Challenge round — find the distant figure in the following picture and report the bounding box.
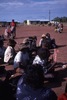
[54,23,63,33]
[60,23,63,31]
[16,64,57,100]
[4,20,16,39]
[10,19,16,38]
[4,25,11,39]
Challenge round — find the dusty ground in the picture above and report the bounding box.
[0,24,67,96]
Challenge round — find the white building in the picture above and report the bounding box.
[25,19,49,25]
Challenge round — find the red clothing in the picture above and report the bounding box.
[10,22,15,26]
[58,93,67,100]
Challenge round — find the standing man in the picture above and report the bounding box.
[10,19,16,39]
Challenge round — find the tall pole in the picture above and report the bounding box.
[49,10,50,22]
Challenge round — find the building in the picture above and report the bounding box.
[24,19,49,25]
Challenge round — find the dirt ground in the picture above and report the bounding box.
[0,24,67,96]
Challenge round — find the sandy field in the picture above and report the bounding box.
[0,24,67,96]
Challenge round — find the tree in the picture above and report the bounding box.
[53,16,67,22]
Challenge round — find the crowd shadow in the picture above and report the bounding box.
[57,44,67,48]
[15,35,40,40]
[15,36,27,39]
[44,62,67,89]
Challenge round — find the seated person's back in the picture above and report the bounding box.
[14,44,30,69]
[16,64,57,100]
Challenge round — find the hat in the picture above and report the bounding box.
[41,34,46,38]
[22,38,29,44]
[19,43,29,51]
[46,33,50,37]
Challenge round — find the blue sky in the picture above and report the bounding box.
[0,0,67,22]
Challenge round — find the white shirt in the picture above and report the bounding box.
[33,55,44,66]
[4,46,14,63]
[39,38,43,46]
[4,29,8,36]
[14,51,29,68]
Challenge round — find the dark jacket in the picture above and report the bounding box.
[16,76,57,100]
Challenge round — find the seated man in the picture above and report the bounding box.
[13,43,30,71]
[16,64,57,100]
[39,34,46,47]
[33,41,50,67]
[0,39,6,63]
[0,66,15,100]
[4,39,16,65]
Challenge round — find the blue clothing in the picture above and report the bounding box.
[16,77,57,100]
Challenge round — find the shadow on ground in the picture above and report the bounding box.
[44,62,67,89]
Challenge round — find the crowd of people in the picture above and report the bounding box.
[0,21,66,100]
[54,22,63,33]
